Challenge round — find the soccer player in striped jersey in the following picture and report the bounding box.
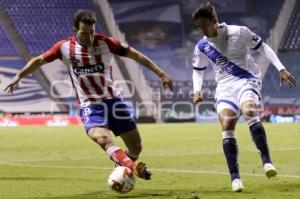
[191,2,296,192]
[4,10,173,180]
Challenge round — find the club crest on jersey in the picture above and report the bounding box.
[252,34,260,42]
[73,64,105,76]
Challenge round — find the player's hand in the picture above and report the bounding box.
[159,73,173,91]
[193,91,203,104]
[3,75,21,94]
[279,69,296,87]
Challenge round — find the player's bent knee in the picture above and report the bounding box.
[95,135,112,145]
[243,109,257,119]
[241,101,258,118]
[87,128,113,146]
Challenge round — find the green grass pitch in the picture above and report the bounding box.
[0,123,299,199]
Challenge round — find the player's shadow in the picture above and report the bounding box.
[0,176,175,198]
[116,190,175,198]
[28,190,176,199]
[0,176,98,183]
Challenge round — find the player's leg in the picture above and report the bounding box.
[216,101,244,192]
[119,128,151,180]
[109,98,151,180]
[109,98,141,162]
[87,127,135,170]
[120,128,142,162]
[241,97,277,179]
[80,104,136,172]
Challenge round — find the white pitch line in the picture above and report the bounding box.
[0,147,295,161]
[151,168,300,179]
[0,147,299,163]
[145,146,300,157]
[0,161,110,170]
[1,162,300,179]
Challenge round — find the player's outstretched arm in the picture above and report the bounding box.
[258,43,296,87]
[3,55,47,94]
[126,47,173,91]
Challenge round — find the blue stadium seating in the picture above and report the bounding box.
[1,0,100,55]
[0,24,18,55]
[263,0,300,106]
[109,1,188,83]
[279,0,300,50]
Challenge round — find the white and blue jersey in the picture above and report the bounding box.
[193,23,264,113]
[193,22,263,84]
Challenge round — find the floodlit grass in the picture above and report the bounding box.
[0,123,299,198]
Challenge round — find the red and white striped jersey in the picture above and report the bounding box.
[42,33,130,107]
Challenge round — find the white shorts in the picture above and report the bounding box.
[215,79,261,114]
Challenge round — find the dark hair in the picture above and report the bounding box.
[73,9,96,29]
[192,2,217,21]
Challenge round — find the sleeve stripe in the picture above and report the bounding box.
[252,39,263,50]
[193,66,207,71]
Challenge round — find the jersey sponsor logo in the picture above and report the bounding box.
[73,64,105,76]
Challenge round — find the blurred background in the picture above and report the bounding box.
[0,0,299,126]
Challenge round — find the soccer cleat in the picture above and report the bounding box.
[132,162,152,180]
[231,178,244,192]
[264,163,277,179]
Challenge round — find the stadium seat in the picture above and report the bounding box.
[0,24,18,55]
[1,0,101,55]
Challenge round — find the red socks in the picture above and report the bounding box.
[106,146,135,170]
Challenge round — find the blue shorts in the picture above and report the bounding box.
[80,98,137,136]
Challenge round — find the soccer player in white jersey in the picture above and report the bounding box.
[191,2,296,192]
[4,10,173,180]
